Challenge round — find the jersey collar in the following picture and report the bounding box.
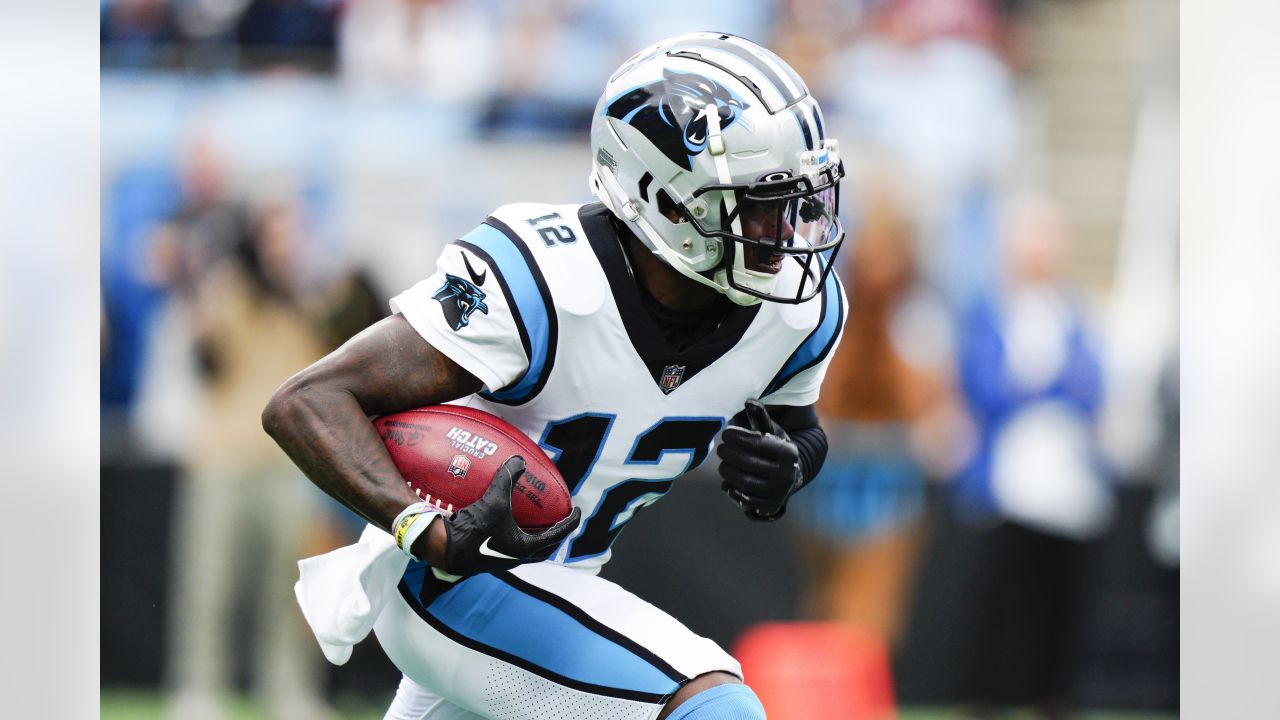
[579,203,761,394]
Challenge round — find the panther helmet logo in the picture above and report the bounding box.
[605,68,749,171]
[432,273,489,331]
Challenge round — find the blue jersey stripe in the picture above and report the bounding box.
[417,573,680,696]
[765,264,844,396]
[495,570,686,683]
[456,221,556,404]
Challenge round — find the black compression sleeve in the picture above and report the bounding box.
[789,424,828,490]
[760,403,819,431]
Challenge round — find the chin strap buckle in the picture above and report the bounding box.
[705,105,727,157]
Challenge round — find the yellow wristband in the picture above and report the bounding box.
[391,501,439,559]
[393,513,420,549]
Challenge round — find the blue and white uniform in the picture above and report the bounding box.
[372,201,844,719]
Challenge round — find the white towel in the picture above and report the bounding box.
[294,524,409,665]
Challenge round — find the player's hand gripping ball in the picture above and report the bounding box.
[716,399,804,521]
[374,405,580,575]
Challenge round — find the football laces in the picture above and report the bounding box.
[409,482,457,516]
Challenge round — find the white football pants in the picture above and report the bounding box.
[374,560,740,720]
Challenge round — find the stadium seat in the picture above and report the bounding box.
[732,622,896,720]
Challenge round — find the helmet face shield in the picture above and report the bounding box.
[682,162,844,303]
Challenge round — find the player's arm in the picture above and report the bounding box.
[262,313,578,573]
[716,400,829,521]
[262,314,479,562]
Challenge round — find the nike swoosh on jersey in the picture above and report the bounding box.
[478,537,517,560]
[461,251,487,286]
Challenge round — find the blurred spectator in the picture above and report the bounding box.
[236,0,338,73]
[818,0,1018,309]
[948,191,1109,719]
[156,133,253,296]
[790,192,960,649]
[170,0,252,71]
[173,0,251,42]
[769,0,867,85]
[101,0,339,72]
[339,0,500,104]
[1146,353,1179,568]
[129,131,253,461]
[101,0,179,68]
[101,167,180,429]
[476,0,776,137]
[476,0,606,136]
[952,192,1108,531]
[163,194,339,720]
[309,265,390,351]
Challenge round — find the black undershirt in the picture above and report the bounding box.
[635,282,731,352]
[615,219,732,353]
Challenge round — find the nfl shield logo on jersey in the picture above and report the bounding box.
[448,454,471,478]
[659,364,686,394]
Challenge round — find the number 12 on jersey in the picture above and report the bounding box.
[538,414,725,562]
[525,211,578,247]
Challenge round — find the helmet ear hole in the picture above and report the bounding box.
[655,190,687,224]
[637,172,653,201]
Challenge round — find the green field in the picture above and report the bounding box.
[101,692,384,720]
[101,691,1176,720]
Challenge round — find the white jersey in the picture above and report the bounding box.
[391,202,846,571]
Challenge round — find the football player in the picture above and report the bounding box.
[265,33,846,720]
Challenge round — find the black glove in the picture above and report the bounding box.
[716,400,803,521]
[442,455,581,576]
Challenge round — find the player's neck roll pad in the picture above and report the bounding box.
[665,684,766,720]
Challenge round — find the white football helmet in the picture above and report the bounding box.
[589,32,845,305]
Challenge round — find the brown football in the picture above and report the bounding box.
[373,404,572,530]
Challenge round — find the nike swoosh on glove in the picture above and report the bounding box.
[716,400,803,521]
[443,455,581,576]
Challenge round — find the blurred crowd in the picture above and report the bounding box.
[101,1,1178,718]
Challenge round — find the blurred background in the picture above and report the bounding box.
[99,1,1178,718]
